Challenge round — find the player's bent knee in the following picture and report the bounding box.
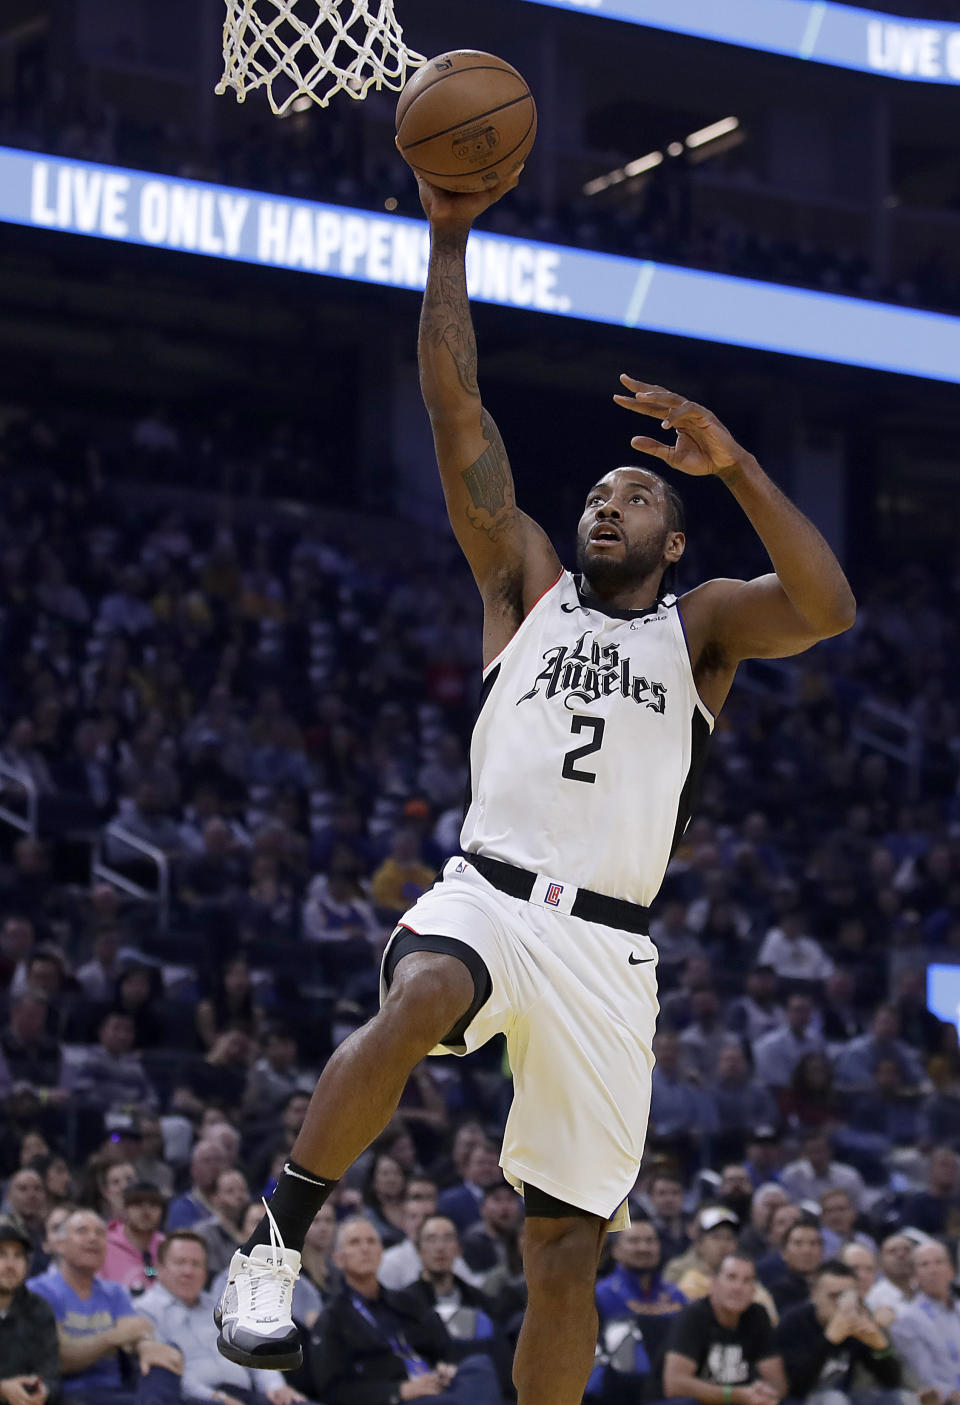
[523,1214,605,1294]
[382,950,475,1045]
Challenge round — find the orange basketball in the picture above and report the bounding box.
[396,50,537,194]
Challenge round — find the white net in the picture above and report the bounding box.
[216,0,427,117]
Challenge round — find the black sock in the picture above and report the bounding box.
[241,1161,339,1256]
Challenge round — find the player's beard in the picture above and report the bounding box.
[576,530,669,595]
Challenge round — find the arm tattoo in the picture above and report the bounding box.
[462,412,515,542]
[420,230,480,400]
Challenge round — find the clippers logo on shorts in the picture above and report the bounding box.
[516,629,667,714]
[544,883,564,907]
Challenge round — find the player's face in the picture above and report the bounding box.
[575,469,681,594]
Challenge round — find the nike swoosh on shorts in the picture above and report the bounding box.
[628,953,654,965]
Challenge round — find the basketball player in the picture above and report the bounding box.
[216,173,856,1405]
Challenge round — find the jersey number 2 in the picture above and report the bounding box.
[561,715,606,784]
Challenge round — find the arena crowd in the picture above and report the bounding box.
[0,406,958,1405]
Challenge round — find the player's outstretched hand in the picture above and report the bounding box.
[416,167,523,233]
[613,374,747,478]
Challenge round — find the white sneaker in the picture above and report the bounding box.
[215,1205,303,1371]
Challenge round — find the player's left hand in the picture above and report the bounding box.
[613,375,747,477]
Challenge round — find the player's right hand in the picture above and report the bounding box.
[416,168,523,232]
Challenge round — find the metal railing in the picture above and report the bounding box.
[92,823,171,932]
[851,696,923,798]
[0,759,38,837]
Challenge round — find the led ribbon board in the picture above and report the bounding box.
[2,146,959,384]
[519,0,960,84]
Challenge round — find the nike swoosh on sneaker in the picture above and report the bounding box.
[628,953,654,964]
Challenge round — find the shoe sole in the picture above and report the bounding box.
[217,1333,303,1372]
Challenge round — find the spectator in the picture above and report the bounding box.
[1,1168,47,1257]
[0,916,35,993]
[102,1182,166,1297]
[781,1132,866,1209]
[864,1234,915,1321]
[61,1010,158,1115]
[461,1180,523,1281]
[726,966,784,1044]
[369,827,437,919]
[0,992,65,1101]
[173,1029,253,1119]
[820,967,866,1044]
[759,1219,823,1313]
[744,1130,786,1191]
[648,901,703,973]
[678,991,729,1081]
[139,1229,311,1404]
[643,1172,689,1263]
[649,1031,717,1145]
[166,1142,228,1231]
[738,1185,790,1262]
[756,909,833,985]
[305,1217,501,1405]
[298,1203,343,1307]
[0,1217,60,1405]
[380,1179,447,1291]
[404,1215,507,1381]
[833,1007,926,1091]
[195,955,260,1051]
[753,994,825,1090]
[890,1241,960,1399]
[76,927,123,1003]
[776,1259,900,1402]
[818,1189,877,1258]
[32,1152,73,1210]
[777,1053,840,1134]
[107,781,182,861]
[664,1206,739,1293]
[27,1208,180,1403]
[195,1169,250,1281]
[707,1047,779,1147]
[362,1153,408,1249]
[841,1057,923,1162]
[662,1253,786,1402]
[893,969,950,1058]
[437,1143,503,1235]
[131,1115,175,1198]
[98,1160,138,1224]
[595,1220,686,1357]
[899,1147,960,1236]
[717,1166,758,1232]
[839,1244,891,1324]
[665,1206,779,1322]
[301,851,381,959]
[243,1028,314,1122]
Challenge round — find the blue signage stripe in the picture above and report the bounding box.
[1,145,958,383]
[517,0,960,85]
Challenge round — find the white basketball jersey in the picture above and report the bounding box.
[460,570,714,907]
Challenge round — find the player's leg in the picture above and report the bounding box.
[217,949,474,1369]
[513,1208,609,1405]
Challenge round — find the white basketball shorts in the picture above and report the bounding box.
[379,856,659,1229]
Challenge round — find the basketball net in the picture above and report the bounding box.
[216,0,426,116]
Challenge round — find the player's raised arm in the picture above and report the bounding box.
[416,177,560,619]
[614,376,856,662]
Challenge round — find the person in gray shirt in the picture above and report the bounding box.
[890,1240,960,1399]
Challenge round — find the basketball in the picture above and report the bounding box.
[395,50,537,194]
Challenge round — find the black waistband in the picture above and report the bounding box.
[461,852,651,936]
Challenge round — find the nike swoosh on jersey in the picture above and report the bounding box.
[628,953,654,964]
[560,601,591,613]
